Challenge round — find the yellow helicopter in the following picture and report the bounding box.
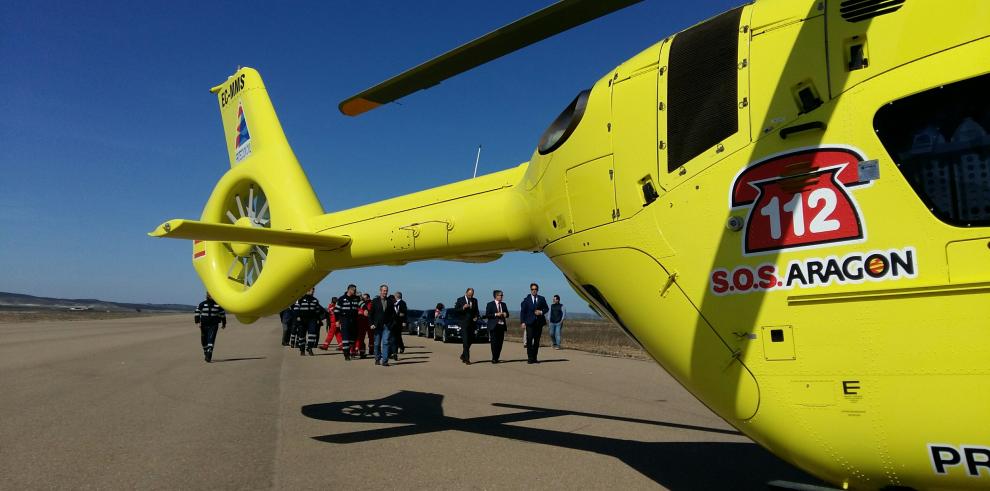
[152,0,990,488]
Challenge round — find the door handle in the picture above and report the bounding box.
[780,121,826,140]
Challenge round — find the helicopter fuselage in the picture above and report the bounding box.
[157,0,990,488]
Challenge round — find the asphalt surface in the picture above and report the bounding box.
[0,315,819,490]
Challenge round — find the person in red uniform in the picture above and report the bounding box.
[318,297,339,350]
[353,293,373,359]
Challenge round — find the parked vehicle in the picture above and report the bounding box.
[436,317,490,343]
[413,311,431,337]
[474,317,490,343]
[430,307,446,340]
[404,309,424,335]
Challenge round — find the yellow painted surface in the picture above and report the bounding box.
[565,156,616,233]
[153,2,990,488]
[611,42,661,218]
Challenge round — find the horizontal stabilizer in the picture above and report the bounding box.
[149,219,350,250]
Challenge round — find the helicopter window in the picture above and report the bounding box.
[538,89,590,155]
[666,7,743,172]
[874,74,990,226]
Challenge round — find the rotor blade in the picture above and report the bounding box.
[248,186,256,219]
[338,0,643,116]
[258,199,269,221]
[226,210,238,224]
[235,195,246,219]
[251,256,261,280]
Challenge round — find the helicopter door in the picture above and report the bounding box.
[565,155,617,233]
[657,6,752,192]
[611,41,663,219]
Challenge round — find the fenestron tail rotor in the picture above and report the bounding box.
[221,183,271,287]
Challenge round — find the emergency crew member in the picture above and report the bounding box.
[194,293,227,363]
[291,288,327,356]
[279,307,293,347]
[334,284,361,361]
[318,297,339,350]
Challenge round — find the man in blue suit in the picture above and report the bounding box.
[519,282,549,364]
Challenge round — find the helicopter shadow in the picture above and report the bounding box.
[301,390,824,489]
[484,358,569,364]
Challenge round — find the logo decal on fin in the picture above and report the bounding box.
[234,102,252,163]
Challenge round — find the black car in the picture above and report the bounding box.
[412,311,432,337]
[403,309,424,335]
[436,317,489,343]
[474,318,490,343]
[435,317,459,343]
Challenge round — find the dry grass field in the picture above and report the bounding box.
[503,318,648,360]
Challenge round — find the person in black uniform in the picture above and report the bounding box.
[194,293,226,363]
[292,288,327,356]
[369,285,396,366]
[393,292,407,358]
[334,284,361,361]
[520,282,549,364]
[454,288,480,364]
[485,290,509,363]
[279,307,293,347]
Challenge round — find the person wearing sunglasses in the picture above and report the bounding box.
[519,283,549,364]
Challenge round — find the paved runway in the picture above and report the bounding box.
[0,315,819,489]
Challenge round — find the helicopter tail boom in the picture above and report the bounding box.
[308,164,537,271]
[152,68,539,320]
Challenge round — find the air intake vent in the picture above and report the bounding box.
[840,0,905,23]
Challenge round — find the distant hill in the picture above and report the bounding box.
[0,292,195,313]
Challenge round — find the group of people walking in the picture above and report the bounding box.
[452,283,566,365]
[280,284,409,367]
[193,282,567,365]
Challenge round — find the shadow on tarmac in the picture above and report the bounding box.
[211,356,267,363]
[301,391,823,489]
[487,358,569,364]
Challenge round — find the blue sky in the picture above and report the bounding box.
[0,0,742,311]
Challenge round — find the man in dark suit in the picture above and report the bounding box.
[519,282,549,364]
[453,288,479,364]
[485,290,509,363]
[392,291,407,357]
[369,284,396,367]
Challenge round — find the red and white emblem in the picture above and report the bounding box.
[731,147,869,255]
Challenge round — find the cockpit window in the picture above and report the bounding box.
[538,89,590,155]
[874,73,990,226]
